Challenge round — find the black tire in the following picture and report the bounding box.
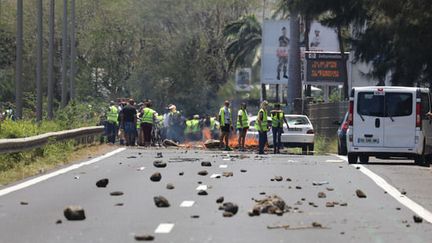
[308,143,314,155]
[348,153,358,164]
[301,145,307,155]
[337,141,342,155]
[415,152,431,167]
[359,155,369,164]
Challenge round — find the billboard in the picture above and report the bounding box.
[308,21,339,52]
[235,68,252,91]
[305,52,349,84]
[261,20,290,85]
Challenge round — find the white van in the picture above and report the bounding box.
[346,86,432,167]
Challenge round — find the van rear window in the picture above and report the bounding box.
[358,92,384,117]
[357,92,412,117]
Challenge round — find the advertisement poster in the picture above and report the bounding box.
[308,21,339,52]
[261,20,291,85]
[235,68,252,91]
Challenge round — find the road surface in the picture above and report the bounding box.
[0,147,431,242]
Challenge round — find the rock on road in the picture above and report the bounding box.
[0,147,431,242]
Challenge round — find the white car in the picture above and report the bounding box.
[268,115,315,154]
[346,86,432,167]
[245,115,315,154]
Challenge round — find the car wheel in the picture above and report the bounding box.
[415,151,431,167]
[348,153,358,164]
[301,145,307,155]
[308,143,314,155]
[359,155,369,164]
[337,141,342,155]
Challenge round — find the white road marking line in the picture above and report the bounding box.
[326,159,343,163]
[196,185,208,191]
[219,164,228,168]
[0,148,126,197]
[335,155,432,223]
[180,200,195,207]
[210,174,221,179]
[155,223,174,234]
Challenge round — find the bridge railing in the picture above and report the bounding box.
[0,126,104,154]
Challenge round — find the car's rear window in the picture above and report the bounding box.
[357,91,412,117]
[286,116,310,125]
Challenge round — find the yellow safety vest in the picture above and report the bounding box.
[219,107,231,125]
[142,107,155,124]
[107,106,118,125]
[191,119,200,133]
[255,108,268,132]
[271,112,284,128]
[185,120,193,134]
[236,109,249,128]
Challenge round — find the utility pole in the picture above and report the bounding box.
[70,0,76,101]
[36,0,43,122]
[61,0,68,108]
[15,0,23,119]
[261,0,267,101]
[288,10,301,113]
[47,0,55,119]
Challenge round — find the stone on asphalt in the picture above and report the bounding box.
[198,170,208,176]
[96,178,109,188]
[274,176,283,181]
[179,172,184,176]
[223,212,234,217]
[134,234,155,241]
[191,215,200,219]
[204,139,221,149]
[20,201,28,205]
[340,202,348,207]
[252,195,286,215]
[110,191,124,196]
[162,139,179,147]
[413,215,423,223]
[64,206,86,220]
[356,189,367,198]
[197,190,208,196]
[318,192,326,198]
[55,219,62,224]
[223,202,239,215]
[286,178,292,181]
[326,202,335,207]
[326,187,334,191]
[223,172,234,177]
[155,152,163,158]
[153,196,170,207]
[240,169,247,173]
[216,197,224,204]
[295,186,302,190]
[166,183,175,190]
[312,222,322,228]
[115,203,124,206]
[153,161,167,168]
[201,161,212,167]
[150,172,162,182]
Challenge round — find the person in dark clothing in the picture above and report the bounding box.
[120,99,137,146]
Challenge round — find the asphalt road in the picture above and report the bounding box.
[0,147,431,243]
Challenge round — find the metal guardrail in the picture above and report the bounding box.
[0,126,104,154]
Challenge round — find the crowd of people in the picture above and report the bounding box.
[103,99,290,154]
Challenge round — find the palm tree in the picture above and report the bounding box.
[223,14,262,70]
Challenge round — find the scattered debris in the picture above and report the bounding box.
[201,161,212,167]
[55,219,62,224]
[153,196,170,207]
[267,224,329,230]
[198,170,208,176]
[20,201,28,205]
[340,202,348,207]
[155,152,163,158]
[134,234,155,241]
[259,192,266,195]
[197,190,208,196]
[74,176,80,179]
[274,176,283,182]
[413,215,423,223]
[396,207,401,211]
[204,139,221,149]
[96,178,109,188]
[318,192,326,198]
[216,197,224,204]
[401,190,407,195]
[127,156,137,159]
[115,203,124,206]
[286,178,292,182]
[326,187,334,191]
[150,172,162,182]
[153,161,167,168]
[312,222,322,228]
[356,166,360,170]
[137,167,145,171]
[169,157,201,163]
[191,215,200,219]
[251,195,286,216]
[222,172,234,177]
[162,139,179,147]
[64,206,86,220]
[110,191,124,196]
[222,202,239,216]
[223,212,234,217]
[325,202,335,207]
[295,186,302,190]
[356,189,367,198]
[240,169,247,173]
[166,183,175,190]
[179,172,184,176]
[312,181,329,186]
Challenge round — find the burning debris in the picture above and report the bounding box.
[64,206,86,220]
[96,178,109,188]
[204,139,221,149]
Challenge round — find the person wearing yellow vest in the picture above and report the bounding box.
[218,100,233,151]
[184,118,193,141]
[191,115,201,141]
[255,100,269,154]
[270,103,289,154]
[236,102,249,151]
[105,101,119,144]
[140,101,157,147]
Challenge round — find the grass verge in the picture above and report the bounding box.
[314,136,338,155]
[0,141,113,186]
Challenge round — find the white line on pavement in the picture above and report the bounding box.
[325,159,343,163]
[196,185,208,191]
[219,165,228,168]
[336,155,432,223]
[179,201,195,207]
[155,223,174,234]
[0,147,126,197]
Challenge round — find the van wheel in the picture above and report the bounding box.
[359,155,369,164]
[415,153,431,167]
[348,153,358,164]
